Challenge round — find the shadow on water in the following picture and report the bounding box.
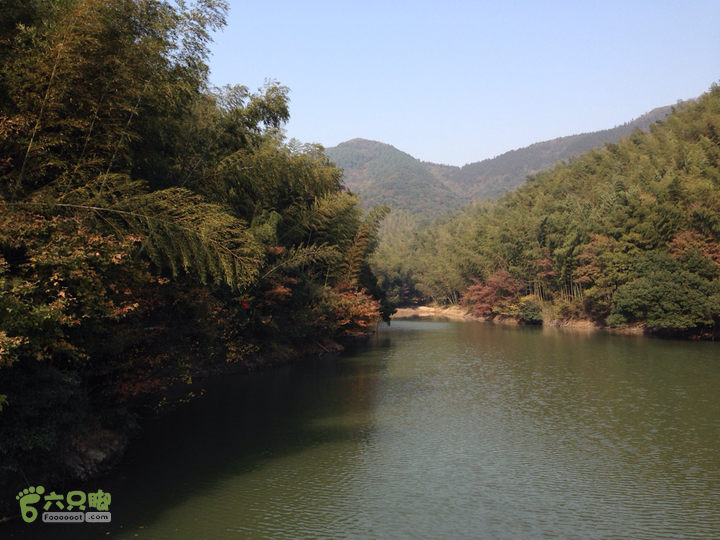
[2,340,393,540]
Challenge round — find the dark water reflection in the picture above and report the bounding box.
[5,320,720,539]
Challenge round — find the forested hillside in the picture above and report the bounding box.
[451,105,677,201]
[326,106,675,214]
[325,139,462,216]
[372,86,720,337]
[0,0,391,498]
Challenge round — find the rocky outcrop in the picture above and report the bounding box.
[0,423,134,520]
[62,428,130,482]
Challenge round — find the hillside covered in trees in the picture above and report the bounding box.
[324,138,463,216]
[326,105,676,216]
[0,0,392,503]
[372,86,720,337]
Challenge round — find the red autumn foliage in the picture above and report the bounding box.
[461,270,523,317]
[313,283,382,336]
[669,230,720,269]
[537,249,556,279]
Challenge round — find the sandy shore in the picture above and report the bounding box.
[393,305,526,324]
[392,306,645,334]
[393,305,477,321]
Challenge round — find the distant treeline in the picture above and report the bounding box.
[372,86,720,336]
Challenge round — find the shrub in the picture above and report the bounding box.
[607,251,720,330]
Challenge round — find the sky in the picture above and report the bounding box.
[208,0,720,167]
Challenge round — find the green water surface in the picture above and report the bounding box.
[6,320,720,539]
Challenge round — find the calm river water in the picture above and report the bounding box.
[7,319,720,539]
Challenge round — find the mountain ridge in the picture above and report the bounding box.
[325,103,681,214]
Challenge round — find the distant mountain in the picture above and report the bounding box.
[323,138,462,216]
[325,103,679,214]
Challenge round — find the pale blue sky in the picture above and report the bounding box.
[208,0,720,166]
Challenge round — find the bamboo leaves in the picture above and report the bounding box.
[0,0,389,479]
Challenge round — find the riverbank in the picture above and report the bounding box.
[392,305,720,339]
[392,305,646,333]
[393,305,478,321]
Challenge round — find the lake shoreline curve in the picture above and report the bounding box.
[393,305,646,334]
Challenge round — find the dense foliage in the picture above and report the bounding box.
[0,0,391,479]
[373,85,720,336]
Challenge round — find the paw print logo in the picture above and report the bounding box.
[16,486,45,523]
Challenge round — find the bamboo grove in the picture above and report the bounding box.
[372,85,720,335]
[0,0,391,477]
